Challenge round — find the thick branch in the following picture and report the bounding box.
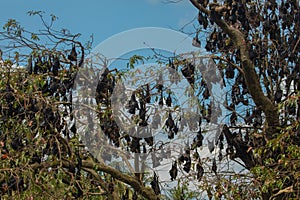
[271,186,294,199]
[190,0,210,14]
[222,125,255,169]
[190,0,280,139]
[31,159,159,200]
[82,167,119,200]
[82,159,159,200]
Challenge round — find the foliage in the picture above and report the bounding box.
[187,0,300,199]
[0,14,155,200]
[0,0,300,199]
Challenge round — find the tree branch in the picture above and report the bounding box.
[30,159,159,200]
[190,0,280,139]
[222,125,255,169]
[82,159,159,200]
[82,167,119,200]
[270,186,294,199]
[189,0,210,15]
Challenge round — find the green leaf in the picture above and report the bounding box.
[27,10,43,16]
[31,33,40,41]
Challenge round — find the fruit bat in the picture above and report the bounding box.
[212,158,217,174]
[183,156,191,173]
[169,161,178,181]
[150,172,160,195]
[196,162,204,181]
[166,92,172,107]
[128,92,139,114]
[68,44,77,61]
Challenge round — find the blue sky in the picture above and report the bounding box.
[0,0,197,48]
